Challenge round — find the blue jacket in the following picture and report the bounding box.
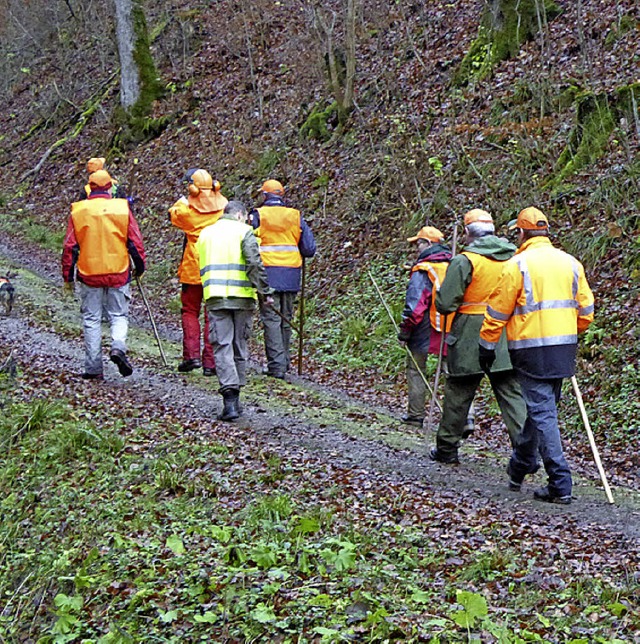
[249,195,316,292]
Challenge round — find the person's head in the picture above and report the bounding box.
[261,179,284,197]
[513,206,549,243]
[407,225,445,254]
[187,169,214,196]
[87,157,106,174]
[88,170,112,192]
[224,200,248,222]
[463,209,494,243]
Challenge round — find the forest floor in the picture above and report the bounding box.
[1,235,640,642]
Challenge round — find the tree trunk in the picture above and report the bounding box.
[113,0,160,117]
[114,0,140,109]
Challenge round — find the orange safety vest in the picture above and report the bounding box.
[71,198,130,277]
[256,206,302,268]
[412,260,453,332]
[458,252,506,315]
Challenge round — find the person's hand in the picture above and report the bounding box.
[264,295,275,307]
[478,345,496,374]
[397,329,411,343]
[126,195,136,208]
[63,281,74,292]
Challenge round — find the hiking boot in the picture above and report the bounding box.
[533,486,572,505]
[506,463,523,491]
[218,389,241,421]
[178,359,201,373]
[506,461,541,491]
[109,349,133,377]
[81,372,104,381]
[202,367,216,377]
[429,447,459,464]
[401,415,424,428]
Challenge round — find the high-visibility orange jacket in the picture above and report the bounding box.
[480,236,594,378]
[170,195,226,284]
[62,193,146,288]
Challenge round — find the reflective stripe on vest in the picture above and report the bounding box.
[257,206,302,268]
[197,218,257,301]
[71,198,130,276]
[503,251,588,350]
[412,260,453,332]
[458,252,506,315]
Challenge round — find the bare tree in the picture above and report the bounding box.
[113,0,160,117]
[312,0,358,122]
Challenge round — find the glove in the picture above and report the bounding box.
[397,329,411,343]
[126,195,136,208]
[478,345,496,374]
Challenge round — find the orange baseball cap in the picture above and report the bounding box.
[88,170,112,188]
[463,209,493,225]
[516,207,548,230]
[261,179,284,195]
[407,226,444,243]
[87,157,106,173]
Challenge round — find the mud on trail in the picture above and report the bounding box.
[1,240,640,546]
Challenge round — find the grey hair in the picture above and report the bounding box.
[224,200,247,219]
[465,221,495,238]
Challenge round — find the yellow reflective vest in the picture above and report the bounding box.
[256,206,302,268]
[412,260,453,333]
[480,237,594,351]
[197,218,257,301]
[71,198,130,277]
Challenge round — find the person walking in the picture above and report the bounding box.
[62,169,146,379]
[249,179,316,379]
[479,206,594,504]
[197,200,274,420]
[397,226,453,426]
[430,209,526,464]
[170,168,228,376]
[81,157,127,200]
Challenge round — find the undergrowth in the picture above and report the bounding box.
[0,376,637,642]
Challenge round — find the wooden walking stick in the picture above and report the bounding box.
[135,275,169,368]
[426,221,459,432]
[297,257,306,376]
[367,269,441,412]
[571,376,614,504]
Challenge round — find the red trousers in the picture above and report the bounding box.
[181,284,215,368]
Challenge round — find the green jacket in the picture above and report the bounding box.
[436,235,516,377]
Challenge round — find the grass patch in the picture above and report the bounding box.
[1,378,638,641]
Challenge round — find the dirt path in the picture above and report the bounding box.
[1,243,640,544]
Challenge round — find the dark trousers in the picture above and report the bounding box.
[509,374,572,497]
[181,284,215,369]
[436,371,526,454]
[260,291,296,376]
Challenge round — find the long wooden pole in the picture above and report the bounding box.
[297,257,306,376]
[570,376,614,504]
[367,269,441,412]
[136,276,169,367]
